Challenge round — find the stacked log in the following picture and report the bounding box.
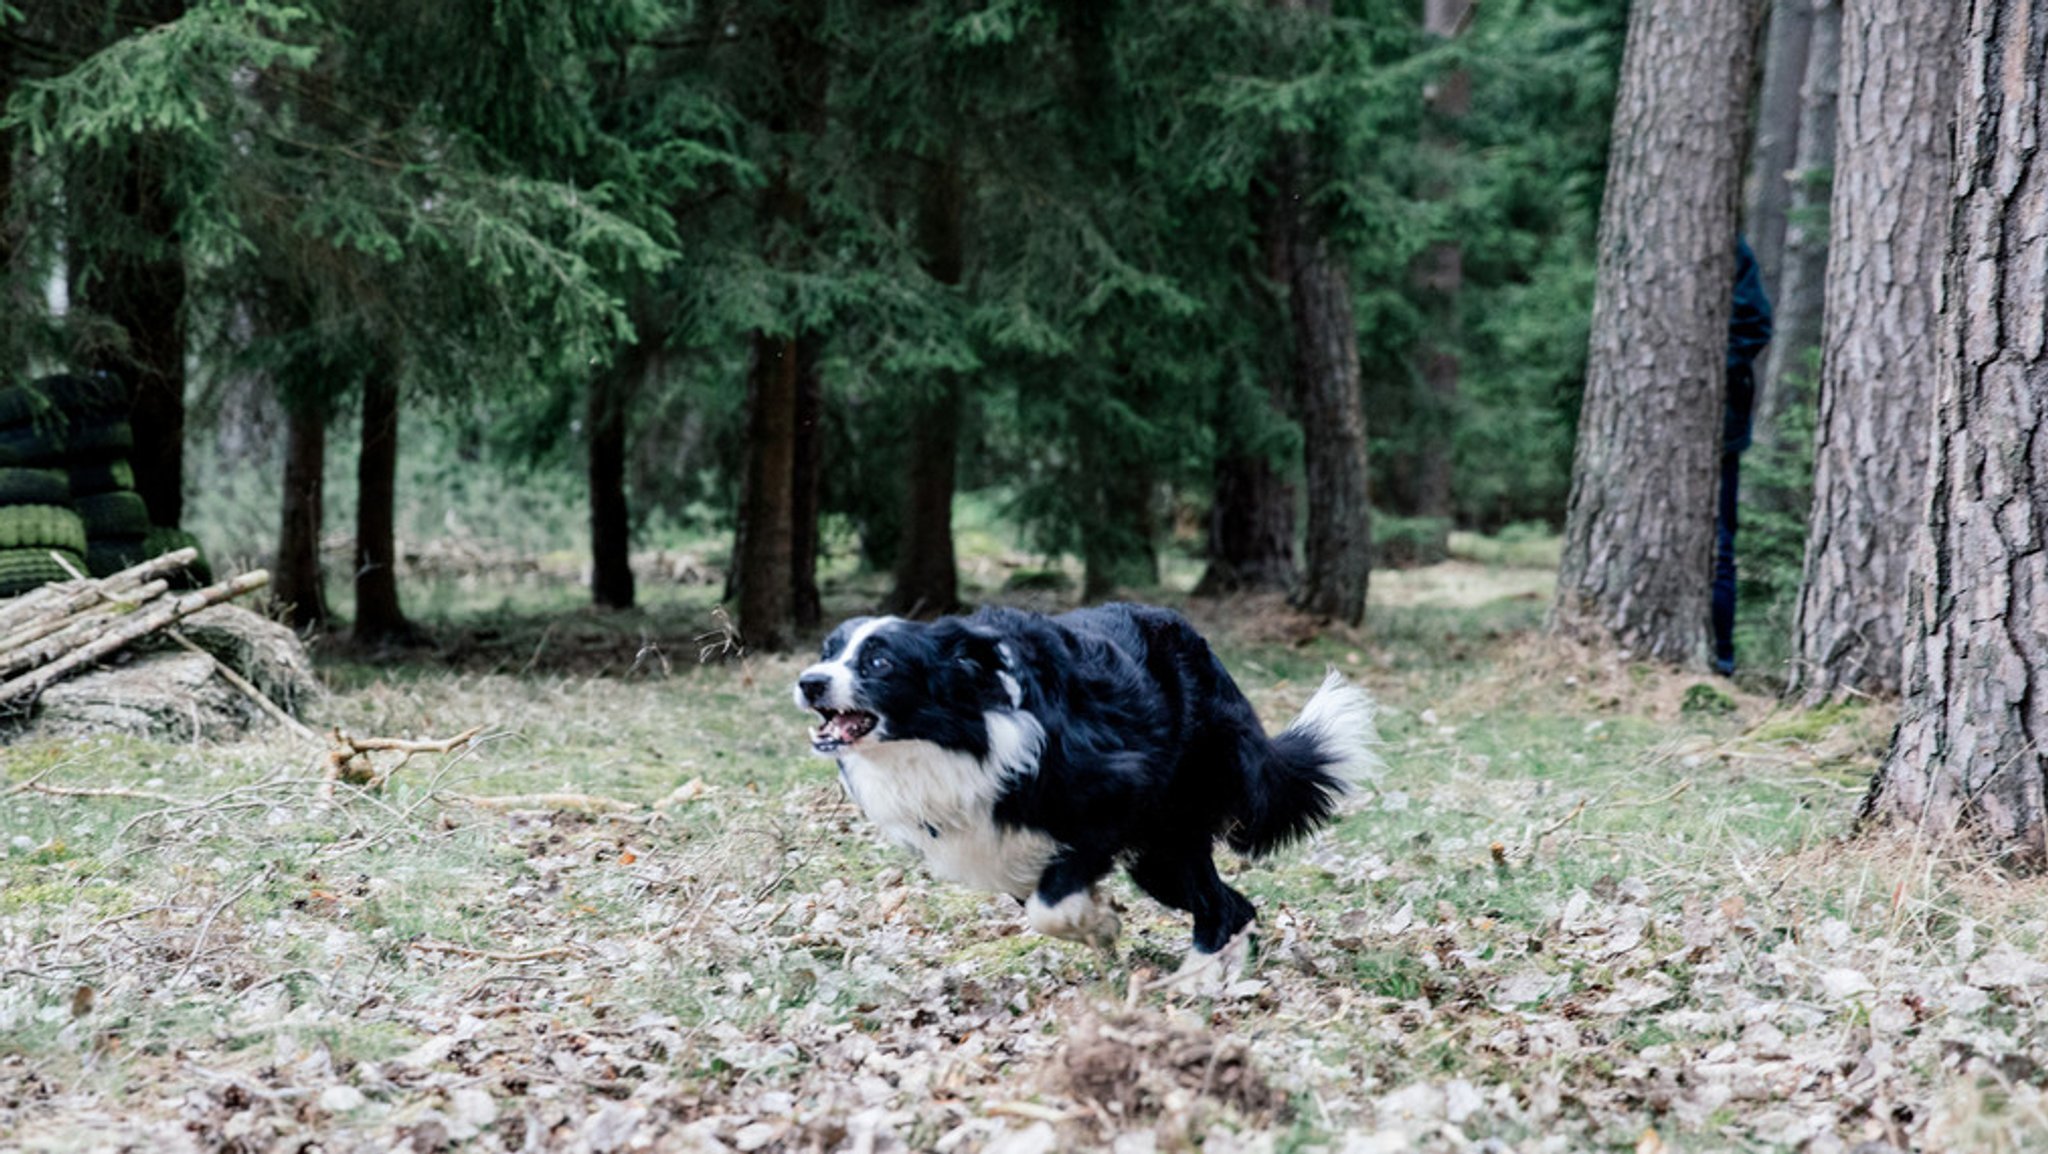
[0,549,288,717]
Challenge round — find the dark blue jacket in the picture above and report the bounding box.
[1724,237,1774,453]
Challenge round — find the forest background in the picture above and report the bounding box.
[3,0,1657,655]
[12,3,2048,1151]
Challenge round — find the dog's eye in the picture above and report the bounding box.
[864,654,891,673]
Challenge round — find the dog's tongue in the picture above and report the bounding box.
[824,712,875,744]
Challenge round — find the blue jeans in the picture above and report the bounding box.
[1711,451,1740,674]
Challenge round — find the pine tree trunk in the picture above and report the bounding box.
[71,0,188,530]
[80,143,187,530]
[1741,0,1816,297]
[1195,397,1297,595]
[274,396,330,633]
[1290,226,1373,626]
[588,346,640,611]
[886,153,966,618]
[790,335,823,630]
[1197,177,1298,597]
[1550,0,1762,666]
[353,367,412,644]
[885,378,964,617]
[1753,0,1840,450]
[736,332,800,652]
[1865,0,2048,865]
[730,0,826,649]
[1790,0,1953,702]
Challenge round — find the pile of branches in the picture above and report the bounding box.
[0,548,269,707]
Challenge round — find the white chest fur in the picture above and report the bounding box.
[837,711,1058,899]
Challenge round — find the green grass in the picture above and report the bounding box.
[4,525,2046,1152]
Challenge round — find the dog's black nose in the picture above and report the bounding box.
[798,674,830,704]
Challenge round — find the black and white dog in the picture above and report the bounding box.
[795,603,1378,985]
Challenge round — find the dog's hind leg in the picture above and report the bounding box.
[1025,851,1122,952]
[1129,846,1257,992]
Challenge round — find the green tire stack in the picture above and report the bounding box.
[0,373,209,595]
[0,376,122,596]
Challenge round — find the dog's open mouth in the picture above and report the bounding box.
[811,708,879,751]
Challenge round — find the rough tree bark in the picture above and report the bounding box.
[730,1,825,651]
[588,340,644,611]
[353,366,413,645]
[1864,0,2048,864]
[1196,133,1298,598]
[1272,0,1371,626]
[1790,0,1953,702]
[1549,0,1763,665]
[1195,382,1297,595]
[273,397,330,633]
[1289,220,1373,626]
[1753,0,1840,448]
[885,152,967,618]
[736,333,801,652]
[1741,0,1816,297]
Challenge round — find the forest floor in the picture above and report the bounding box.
[5,551,2048,1154]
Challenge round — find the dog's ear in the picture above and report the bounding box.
[936,621,1010,677]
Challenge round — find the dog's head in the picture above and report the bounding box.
[794,615,1018,756]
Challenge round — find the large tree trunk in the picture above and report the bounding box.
[731,1,826,650]
[1290,225,1373,626]
[1864,0,2048,864]
[1549,0,1762,666]
[886,153,966,618]
[1790,0,1953,702]
[273,396,330,633]
[353,367,413,644]
[1753,0,1840,451]
[1195,379,1297,596]
[69,0,188,530]
[1741,0,1816,297]
[735,332,801,652]
[588,344,641,611]
[1196,105,1299,598]
[78,143,187,530]
[885,379,964,616]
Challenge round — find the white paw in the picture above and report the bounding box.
[1163,925,1254,996]
[1026,888,1122,951]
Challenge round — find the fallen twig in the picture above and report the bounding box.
[321,724,485,800]
[18,782,184,805]
[409,939,584,963]
[447,791,640,814]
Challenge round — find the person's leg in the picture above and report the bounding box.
[1711,450,1740,675]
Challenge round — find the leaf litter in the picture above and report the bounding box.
[3,624,2048,1153]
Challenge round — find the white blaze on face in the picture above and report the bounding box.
[793,616,900,713]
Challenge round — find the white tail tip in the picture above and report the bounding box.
[1284,668,1383,787]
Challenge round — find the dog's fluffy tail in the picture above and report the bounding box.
[1228,670,1381,857]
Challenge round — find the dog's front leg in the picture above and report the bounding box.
[1024,854,1121,952]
